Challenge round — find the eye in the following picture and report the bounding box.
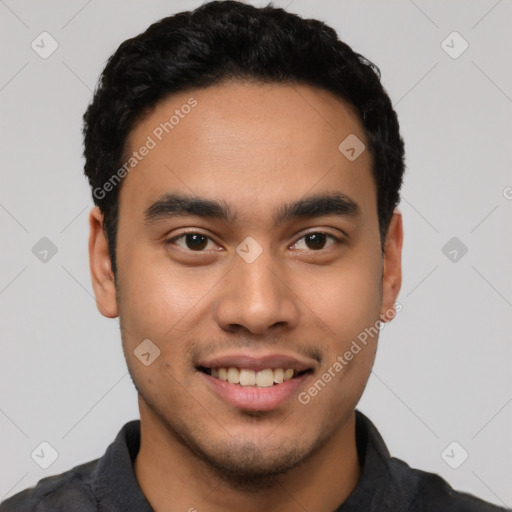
[167,232,218,251]
[290,232,341,251]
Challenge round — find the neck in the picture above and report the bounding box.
[134,401,360,512]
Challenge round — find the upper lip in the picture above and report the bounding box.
[196,351,317,373]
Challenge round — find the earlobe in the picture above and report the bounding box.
[88,207,119,318]
[380,209,403,322]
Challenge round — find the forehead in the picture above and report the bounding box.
[118,81,376,226]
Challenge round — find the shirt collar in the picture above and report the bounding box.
[91,420,153,512]
[335,410,404,511]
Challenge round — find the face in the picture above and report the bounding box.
[89,81,402,483]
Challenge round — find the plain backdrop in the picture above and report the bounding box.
[1,0,511,507]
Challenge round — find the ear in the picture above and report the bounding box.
[380,209,403,322]
[88,207,118,318]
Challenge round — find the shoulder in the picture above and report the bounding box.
[388,456,509,512]
[0,459,99,512]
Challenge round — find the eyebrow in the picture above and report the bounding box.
[144,194,234,224]
[143,192,360,227]
[273,192,360,225]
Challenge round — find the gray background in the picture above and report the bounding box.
[1,0,511,506]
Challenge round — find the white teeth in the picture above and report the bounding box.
[208,367,299,387]
[239,369,256,386]
[227,367,240,384]
[256,369,274,387]
[273,368,284,383]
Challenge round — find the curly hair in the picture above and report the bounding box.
[83,0,405,276]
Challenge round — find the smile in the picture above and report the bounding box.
[198,367,312,388]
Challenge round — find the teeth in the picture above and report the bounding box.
[208,367,299,387]
[256,369,274,387]
[227,367,240,384]
[239,369,256,386]
[273,368,284,383]
[283,369,294,381]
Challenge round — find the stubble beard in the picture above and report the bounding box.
[135,386,336,493]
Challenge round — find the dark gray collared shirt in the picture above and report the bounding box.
[1,411,508,511]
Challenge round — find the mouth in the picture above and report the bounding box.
[197,366,314,388]
[195,352,317,411]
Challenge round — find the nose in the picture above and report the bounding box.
[213,251,300,336]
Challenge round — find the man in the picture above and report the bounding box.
[1,1,508,511]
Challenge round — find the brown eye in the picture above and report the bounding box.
[304,233,328,250]
[291,232,340,251]
[167,232,215,251]
[184,233,208,250]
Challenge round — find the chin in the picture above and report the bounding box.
[191,439,308,491]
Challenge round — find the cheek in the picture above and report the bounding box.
[291,250,382,343]
[294,256,381,413]
[115,247,199,342]
[115,257,205,400]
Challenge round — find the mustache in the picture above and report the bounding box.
[185,335,324,365]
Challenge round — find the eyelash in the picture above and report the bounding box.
[165,230,342,252]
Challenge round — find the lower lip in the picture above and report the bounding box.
[199,371,310,412]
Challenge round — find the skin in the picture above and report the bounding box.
[89,81,403,512]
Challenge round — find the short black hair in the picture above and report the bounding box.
[83,0,405,276]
